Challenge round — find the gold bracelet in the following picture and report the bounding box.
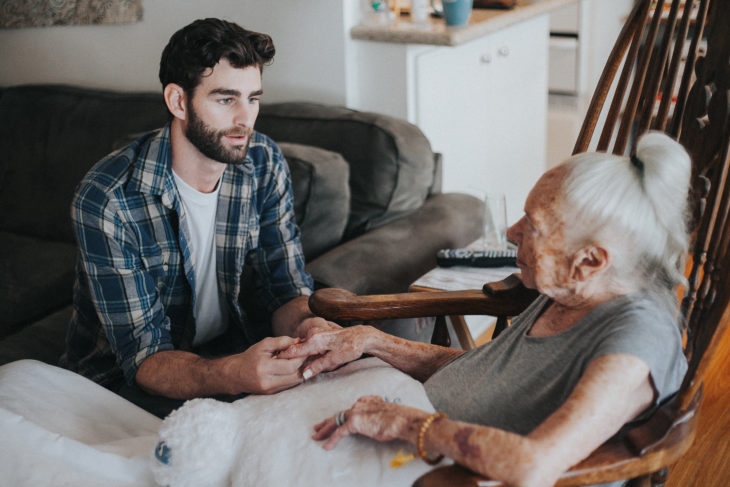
[417,412,447,465]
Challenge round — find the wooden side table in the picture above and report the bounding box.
[409,265,519,350]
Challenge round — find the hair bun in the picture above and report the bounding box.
[634,131,691,211]
[634,131,691,287]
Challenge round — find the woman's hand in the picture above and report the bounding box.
[313,395,428,450]
[277,325,376,380]
[295,315,342,341]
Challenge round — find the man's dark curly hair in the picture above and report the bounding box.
[159,18,275,93]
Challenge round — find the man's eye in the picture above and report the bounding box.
[248,97,260,104]
[218,98,234,105]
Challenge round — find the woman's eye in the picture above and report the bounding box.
[524,217,540,235]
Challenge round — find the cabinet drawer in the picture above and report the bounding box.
[549,36,579,94]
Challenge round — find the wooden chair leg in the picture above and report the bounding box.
[493,315,509,338]
[650,467,669,487]
[449,315,476,350]
[431,316,451,347]
[627,474,652,487]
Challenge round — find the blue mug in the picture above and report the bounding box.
[441,0,474,25]
[441,0,473,26]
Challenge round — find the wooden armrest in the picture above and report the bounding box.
[308,274,539,322]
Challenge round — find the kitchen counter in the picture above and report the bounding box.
[351,0,577,46]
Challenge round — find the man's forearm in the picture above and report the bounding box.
[135,350,235,399]
[135,335,307,399]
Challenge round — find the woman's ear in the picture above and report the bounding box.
[570,244,610,282]
[163,83,187,121]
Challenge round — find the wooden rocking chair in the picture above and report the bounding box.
[308,0,730,485]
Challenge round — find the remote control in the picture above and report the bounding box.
[436,248,517,268]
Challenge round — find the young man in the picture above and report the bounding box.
[60,18,337,417]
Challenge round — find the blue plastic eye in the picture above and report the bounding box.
[155,441,171,465]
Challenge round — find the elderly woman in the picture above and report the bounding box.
[280,131,690,486]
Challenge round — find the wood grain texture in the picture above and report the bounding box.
[666,322,730,487]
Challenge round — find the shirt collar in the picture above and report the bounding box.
[127,123,175,198]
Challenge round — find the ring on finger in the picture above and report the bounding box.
[335,410,347,427]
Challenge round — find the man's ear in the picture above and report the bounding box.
[163,84,187,121]
[570,244,610,282]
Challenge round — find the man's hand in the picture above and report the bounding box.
[223,335,309,395]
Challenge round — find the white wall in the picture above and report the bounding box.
[0,0,359,105]
[583,0,635,95]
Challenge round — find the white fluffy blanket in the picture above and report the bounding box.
[0,358,441,487]
[0,359,160,487]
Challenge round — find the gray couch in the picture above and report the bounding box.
[0,84,483,366]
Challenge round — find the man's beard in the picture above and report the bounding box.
[184,104,252,165]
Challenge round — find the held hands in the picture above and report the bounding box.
[277,325,375,380]
[226,335,309,395]
[231,314,348,394]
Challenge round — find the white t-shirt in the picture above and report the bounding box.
[173,171,228,346]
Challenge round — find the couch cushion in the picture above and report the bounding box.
[0,306,72,366]
[257,103,435,239]
[0,84,168,243]
[279,143,350,260]
[0,232,77,338]
[305,193,484,294]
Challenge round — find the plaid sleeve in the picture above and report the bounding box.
[248,143,313,313]
[72,181,175,384]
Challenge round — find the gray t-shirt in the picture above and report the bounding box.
[425,291,687,436]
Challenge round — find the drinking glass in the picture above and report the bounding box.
[483,193,508,250]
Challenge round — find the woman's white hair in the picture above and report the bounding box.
[560,131,692,295]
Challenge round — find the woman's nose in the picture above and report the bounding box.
[506,218,522,244]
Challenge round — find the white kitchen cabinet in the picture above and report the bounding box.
[348,14,550,224]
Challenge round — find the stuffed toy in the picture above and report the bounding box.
[151,358,443,487]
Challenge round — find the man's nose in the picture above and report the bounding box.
[234,103,256,127]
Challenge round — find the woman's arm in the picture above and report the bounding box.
[279,325,464,382]
[315,353,654,487]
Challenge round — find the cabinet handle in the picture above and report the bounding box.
[480,54,492,64]
[497,46,510,57]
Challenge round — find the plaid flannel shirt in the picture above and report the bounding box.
[60,124,313,388]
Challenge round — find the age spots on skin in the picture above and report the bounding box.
[454,427,481,458]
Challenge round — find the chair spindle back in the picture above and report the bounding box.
[572,0,730,415]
